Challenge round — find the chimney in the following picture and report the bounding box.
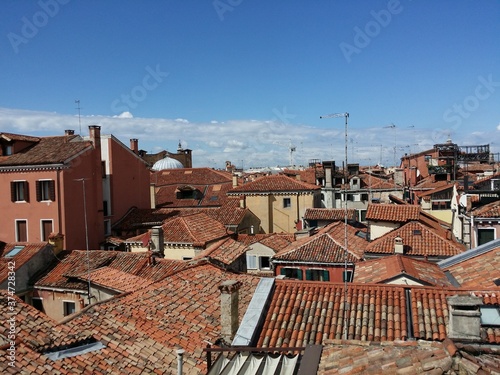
[48,233,64,255]
[232,175,238,188]
[150,183,156,209]
[447,295,482,341]
[65,129,75,136]
[394,236,404,254]
[88,125,101,150]
[219,280,241,342]
[130,138,138,154]
[150,226,164,257]
[323,161,333,188]
[239,195,246,209]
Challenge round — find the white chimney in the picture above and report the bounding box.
[239,195,246,209]
[232,175,238,188]
[219,280,241,342]
[394,236,404,254]
[447,295,482,341]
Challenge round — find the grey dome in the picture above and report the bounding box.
[152,156,184,171]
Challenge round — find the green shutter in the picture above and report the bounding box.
[297,269,303,280]
[280,268,287,276]
[305,269,312,280]
[323,270,330,282]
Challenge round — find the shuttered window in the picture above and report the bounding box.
[11,181,29,202]
[41,220,53,241]
[36,180,55,201]
[16,220,27,242]
[306,269,330,281]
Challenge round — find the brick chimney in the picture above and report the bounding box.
[219,280,241,342]
[88,125,101,150]
[150,226,164,257]
[130,138,138,154]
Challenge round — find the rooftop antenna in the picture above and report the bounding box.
[75,100,82,135]
[320,111,350,340]
[383,124,397,167]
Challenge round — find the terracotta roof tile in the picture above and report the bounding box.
[195,237,248,266]
[471,199,500,218]
[365,203,421,222]
[303,208,356,221]
[236,233,295,251]
[365,221,464,258]
[273,233,361,264]
[0,242,51,284]
[257,280,500,348]
[354,255,453,286]
[83,267,154,293]
[228,174,320,193]
[0,134,92,166]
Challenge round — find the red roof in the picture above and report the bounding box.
[236,233,296,252]
[303,208,356,221]
[229,174,320,193]
[0,134,92,166]
[365,221,464,258]
[354,255,453,286]
[0,242,51,284]
[470,199,500,218]
[365,203,421,222]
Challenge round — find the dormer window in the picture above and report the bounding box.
[176,185,199,199]
[2,144,12,155]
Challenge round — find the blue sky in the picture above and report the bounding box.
[1,0,499,168]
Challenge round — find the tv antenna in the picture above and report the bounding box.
[75,100,82,135]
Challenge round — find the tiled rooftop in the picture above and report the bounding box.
[303,208,356,221]
[127,212,230,247]
[365,221,464,258]
[365,203,421,222]
[35,250,180,290]
[236,233,296,252]
[317,339,455,374]
[151,167,234,186]
[0,134,92,166]
[0,242,52,284]
[273,233,361,264]
[83,266,154,293]
[439,243,500,289]
[256,279,500,349]
[353,255,453,286]
[195,237,248,266]
[228,174,320,194]
[470,199,500,218]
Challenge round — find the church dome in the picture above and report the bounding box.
[152,156,184,171]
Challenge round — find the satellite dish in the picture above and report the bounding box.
[459,194,469,207]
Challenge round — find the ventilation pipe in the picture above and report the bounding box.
[176,348,185,375]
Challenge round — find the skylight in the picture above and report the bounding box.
[5,245,25,258]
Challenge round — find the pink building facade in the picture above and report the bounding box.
[0,126,150,250]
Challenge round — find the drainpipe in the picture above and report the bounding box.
[177,348,185,375]
[404,289,414,339]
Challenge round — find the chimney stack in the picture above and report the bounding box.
[323,161,334,188]
[219,280,241,342]
[150,183,156,209]
[130,138,138,154]
[239,195,246,209]
[447,295,482,341]
[394,236,404,254]
[65,129,75,136]
[88,125,101,150]
[150,226,164,257]
[232,175,238,188]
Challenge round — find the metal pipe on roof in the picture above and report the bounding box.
[176,348,185,375]
[404,288,414,340]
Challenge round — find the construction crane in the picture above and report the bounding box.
[273,139,296,167]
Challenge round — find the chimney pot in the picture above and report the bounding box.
[88,125,101,149]
[130,138,139,154]
[394,236,404,254]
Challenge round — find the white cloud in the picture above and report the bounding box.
[113,111,134,119]
[0,107,498,169]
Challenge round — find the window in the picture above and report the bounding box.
[246,254,257,269]
[280,268,303,280]
[2,144,13,156]
[5,245,24,258]
[182,256,193,261]
[306,269,330,281]
[358,209,367,222]
[283,198,291,208]
[478,228,495,246]
[259,256,271,270]
[63,301,76,316]
[342,270,353,282]
[432,200,451,210]
[11,181,29,202]
[15,220,27,242]
[103,201,109,216]
[36,180,55,201]
[41,220,53,242]
[32,298,44,313]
